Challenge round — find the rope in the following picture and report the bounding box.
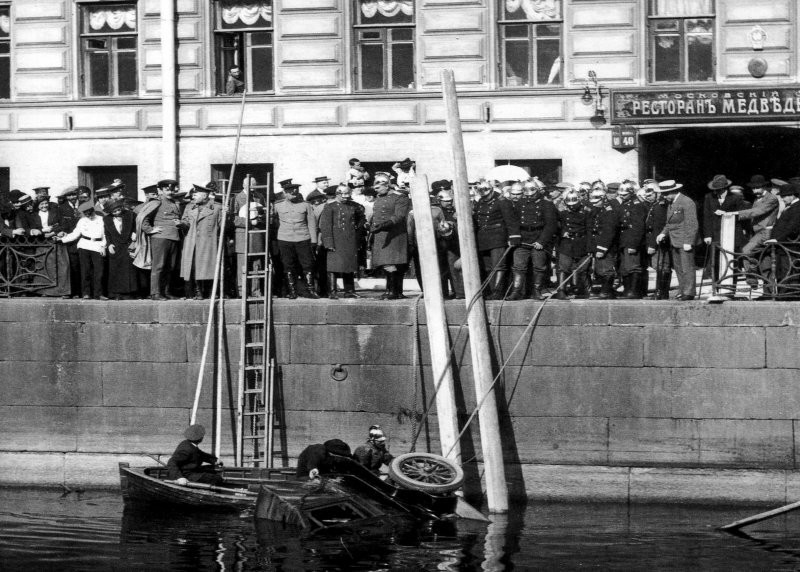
[443,254,593,458]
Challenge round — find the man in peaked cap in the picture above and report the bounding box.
[655,180,698,301]
[273,182,319,299]
[178,184,224,300]
[141,178,183,300]
[371,171,411,299]
[167,424,223,486]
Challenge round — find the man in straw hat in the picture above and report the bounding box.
[655,180,698,301]
[167,424,223,486]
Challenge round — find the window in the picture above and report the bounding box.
[0,5,9,99]
[495,159,562,186]
[78,166,138,202]
[354,0,415,91]
[214,1,274,95]
[649,0,714,83]
[79,3,138,97]
[211,163,274,198]
[499,0,562,87]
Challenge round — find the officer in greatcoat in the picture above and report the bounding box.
[587,186,619,299]
[318,184,366,298]
[507,180,558,300]
[179,184,223,300]
[617,180,648,298]
[370,172,410,300]
[473,179,521,300]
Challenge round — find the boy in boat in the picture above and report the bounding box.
[353,425,394,475]
[167,424,223,486]
[296,439,352,479]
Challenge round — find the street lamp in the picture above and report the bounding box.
[581,70,606,128]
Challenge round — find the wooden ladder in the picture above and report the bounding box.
[235,175,283,468]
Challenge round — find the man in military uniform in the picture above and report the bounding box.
[370,172,410,299]
[507,180,558,300]
[473,179,520,300]
[318,184,366,298]
[141,178,183,300]
[616,180,648,298]
[642,180,671,299]
[587,186,619,299]
[274,183,319,299]
[555,188,590,299]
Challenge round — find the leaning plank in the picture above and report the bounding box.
[719,499,800,531]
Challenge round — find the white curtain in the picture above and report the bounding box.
[221,2,273,25]
[360,0,414,19]
[653,0,712,15]
[88,6,136,31]
[0,15,9,35]
[504,0,560,20]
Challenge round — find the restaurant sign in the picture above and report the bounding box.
[610,87,800,124]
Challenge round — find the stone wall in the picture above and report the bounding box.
[2,298,800,504]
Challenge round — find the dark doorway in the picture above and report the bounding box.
[640,126,800,203]
[78,165,138,202]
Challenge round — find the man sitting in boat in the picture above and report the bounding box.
[296,439,352,479]
[167,424,223,486]
[353,425,394,475]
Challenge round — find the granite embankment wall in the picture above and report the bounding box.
[2,298,800,504]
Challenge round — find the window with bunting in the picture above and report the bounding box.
[649,0,714,83]
[498,0,562,88]
[214,1,274,95]
[354,0,415,91]
[79,2,138,97]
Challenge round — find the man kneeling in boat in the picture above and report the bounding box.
[168,424,223,486]
[296,439,352,480]
[354,425,394,476]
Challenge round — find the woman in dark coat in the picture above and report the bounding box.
[318,185,366,298]
[103,199,139,299]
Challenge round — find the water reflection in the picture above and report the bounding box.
[6,488,800,570]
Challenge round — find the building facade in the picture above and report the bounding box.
[0,0,797,200]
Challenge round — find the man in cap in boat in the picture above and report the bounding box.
[296,438,352,480]
[168,424,223,486]
[353,425,394,476]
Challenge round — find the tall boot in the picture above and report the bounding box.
[574,271,589,299]
[598,276,616,299]
[285,273,298,299]
[530,275,545,300]
[184,280,194,300]
[552,272,569,300]
[393,271,407,299]
[625,274,641,299]
[506,270,526,301]
[303,272,320,299]
[489,270,507,300]
[380,271,395,300]
[620,275,631,298]
[342,273,360,298]
[328,272,338,299]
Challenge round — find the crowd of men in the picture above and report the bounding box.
[1,158,798,302]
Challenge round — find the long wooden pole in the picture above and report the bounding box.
[190,90,247,425]
[720,499,800,532]
[409,175,461,464]
[441,69,508,512]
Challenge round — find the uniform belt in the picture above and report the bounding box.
[520,224,543,231]
[481,223,502,229]
[81,235,102,241]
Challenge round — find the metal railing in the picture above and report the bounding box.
[0,236,67,297]
[710,242,800,300]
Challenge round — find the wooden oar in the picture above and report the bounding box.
[719,499,800,531]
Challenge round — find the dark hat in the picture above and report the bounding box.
[78,200,95,213]
[306,189,326,203]
[192,183,213,194]
[283,183,301,192]
[205,181,219,192]
[323,186,336,196]
[323,438,351,457]
[141,184,159,195]
[748,174,768,188]
[61,185,79,197]
[17,194,32,207]
[107,181,125,193]
[398,157,414,169]
[606,182,621,191]
[278,178,293,188]
[157,179,178,188]
[35,194,51,204]
[77,185,91,195]
[105,199,124,212]
[314,176,329,183]
[361,186,376,196]
[33,186,50,194]
[707,174,732,190]
[431,179,451,192]
[9,189,24,202]
[94,187,111,198]
[779,183,799,197]
[184,424,205,441]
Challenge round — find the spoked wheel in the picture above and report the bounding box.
[388,452,464,494]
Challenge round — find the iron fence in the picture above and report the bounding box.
[0,236,70,297]
[710,242,800,300]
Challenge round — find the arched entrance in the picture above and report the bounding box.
[639,126,800,201]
